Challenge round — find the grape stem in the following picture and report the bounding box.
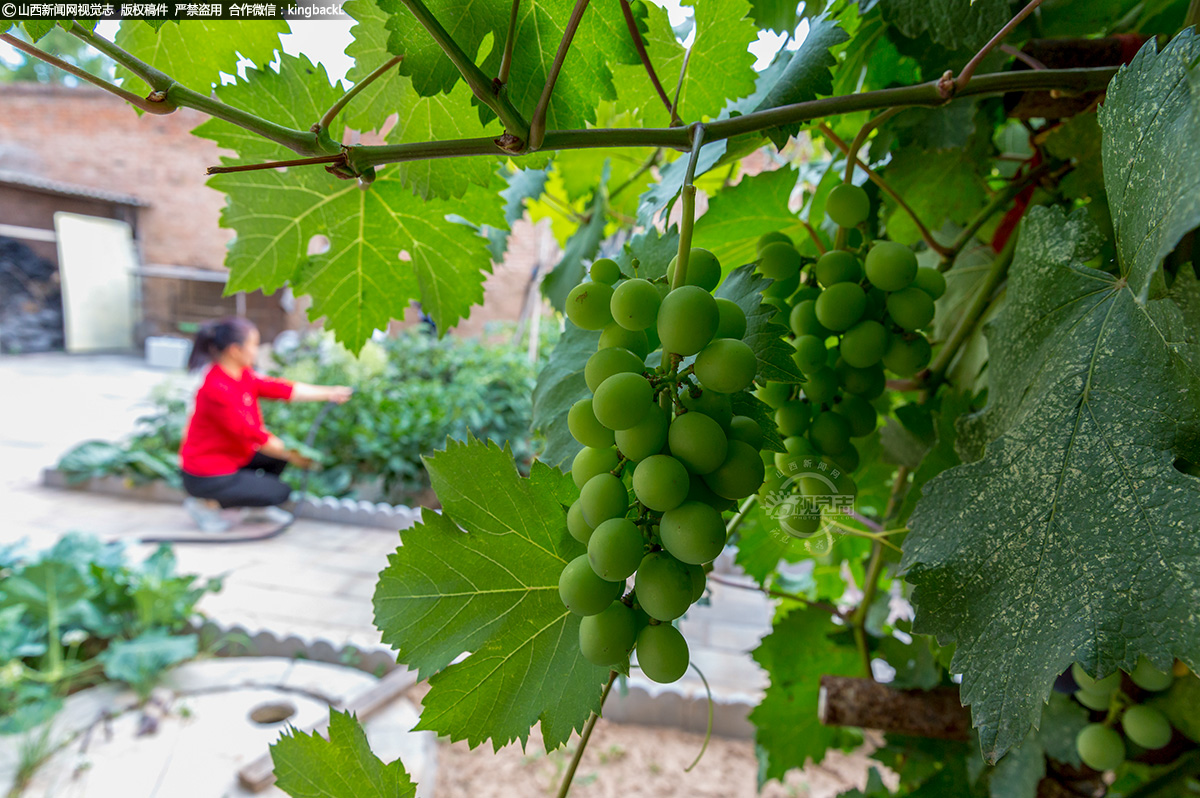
[725,494,758,539]
[317,55,403,133]
[819,123,953,258]
[943,0,1046,98]
[672,124,708,291]
[851,465,911,679]
[498,0,519,86]
[529,0,591,151]
[684,663,714,772]
[620,0,682,126]
[555,671,616,798]
[834,108,902,251]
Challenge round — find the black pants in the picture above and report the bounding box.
[181,452,292,509]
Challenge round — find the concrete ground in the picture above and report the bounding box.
[0,352,774,703]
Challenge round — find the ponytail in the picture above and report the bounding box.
[187,316,257,371]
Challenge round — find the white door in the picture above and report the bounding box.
[54,213,138,353]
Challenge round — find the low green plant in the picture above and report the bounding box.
[0,532,221,736]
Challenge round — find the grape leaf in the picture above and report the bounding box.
[1101,31,1200,294]
[613,225,678,282]
[344,0,406,133]
[541,164,610,311]
[988,694,1089,798]
[902,205,1200,763]
[715,263,805,385]
[531,321,601,469]
[195,55,503,350]
[750,0,800,32]
[271,708,417,798]
[694,168,808,270]
[877,0,1009,51]
[754,13,849,149]
[881,145,988,247]
[750,607,861,783]
[732,392,785,454]
[374,436,608,751]
[113,21,287,95]
[380,0,637,132]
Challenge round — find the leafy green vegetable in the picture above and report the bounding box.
[272,709,417,798]
[99,630,198,695]
[373,436,608,750]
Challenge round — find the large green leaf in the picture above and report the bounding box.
[271,709,417,798]
[881,145,988,247]
[113,21,287,94]
[753,13,849,149]
[373,436,608,750]
[531,321,601,469]
[380,0,637,132]
[715,263,804,385]
[1100,31,1200,296]
[902,206,1200,762]
[194,55,502,350]
[694,167,808,270]
[877,0,1009,51]
[750,607,861,783]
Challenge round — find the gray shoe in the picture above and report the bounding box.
[184,497,235,533]
[243,506,294,526]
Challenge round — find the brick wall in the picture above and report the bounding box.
[0,83,555,342]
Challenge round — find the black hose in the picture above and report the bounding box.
[137,400,339,545]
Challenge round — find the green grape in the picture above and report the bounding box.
[588,518,645,582]
[833,468,858,499]
[660,500,726,565]
[775,435,819,473]
[882,335,932,377]
[886,286,936,331]
[579,601,636,666]
[832,442,860,473]
[667,248,722,292]
[704,440,766,500]
[826,183,870,227]
[865,241,918,291]
[715,298,748,339]
[565,282,615,330]
[695,339,758,394]
[776,400,812,437]
[1075,688,1113,710]
[615,406,670,462]
[585,347,644,393]
[611,278,662,331]
[568,399,616,448]
[668,412,729,475]
[756,381,793,409]
[593,372,653,431]
[792,285,822,305]
[1072,663,1121,694]
[1076,723,1125,771]
[833,395,877,438]
[836,361,886,398]
[839,320,890,368]
[634,551,694,621]
[1130,657,1174,691]
[756,230,793,253]
[658,286,719,356]
[809,411,851,455]
[790,299,831,339]
[688,563,707,601]
[636,623,690,684]
[729,415,763,448]
[680,389,733,430]
[792,335,828,374]
[801,366,839,405]
[590,258,621,285]
[572,446,620,489]
[568,500,595,544]
[559,554,622,616]
[598,324,650,360]
[815,282,867,331]
[632,455,690,512]
[763,270,801,299]
[913,266,946,299]
[814,250,863,287]
[757,241,803,280]
[760,294,789,316]
[579,473,629,526]
[1121,705,1172,750]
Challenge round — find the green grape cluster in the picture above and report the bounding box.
[1071,658,1184,771]
[750,184,946,537]
[560,253,767,684]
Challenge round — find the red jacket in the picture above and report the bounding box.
[179,364,294,477]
